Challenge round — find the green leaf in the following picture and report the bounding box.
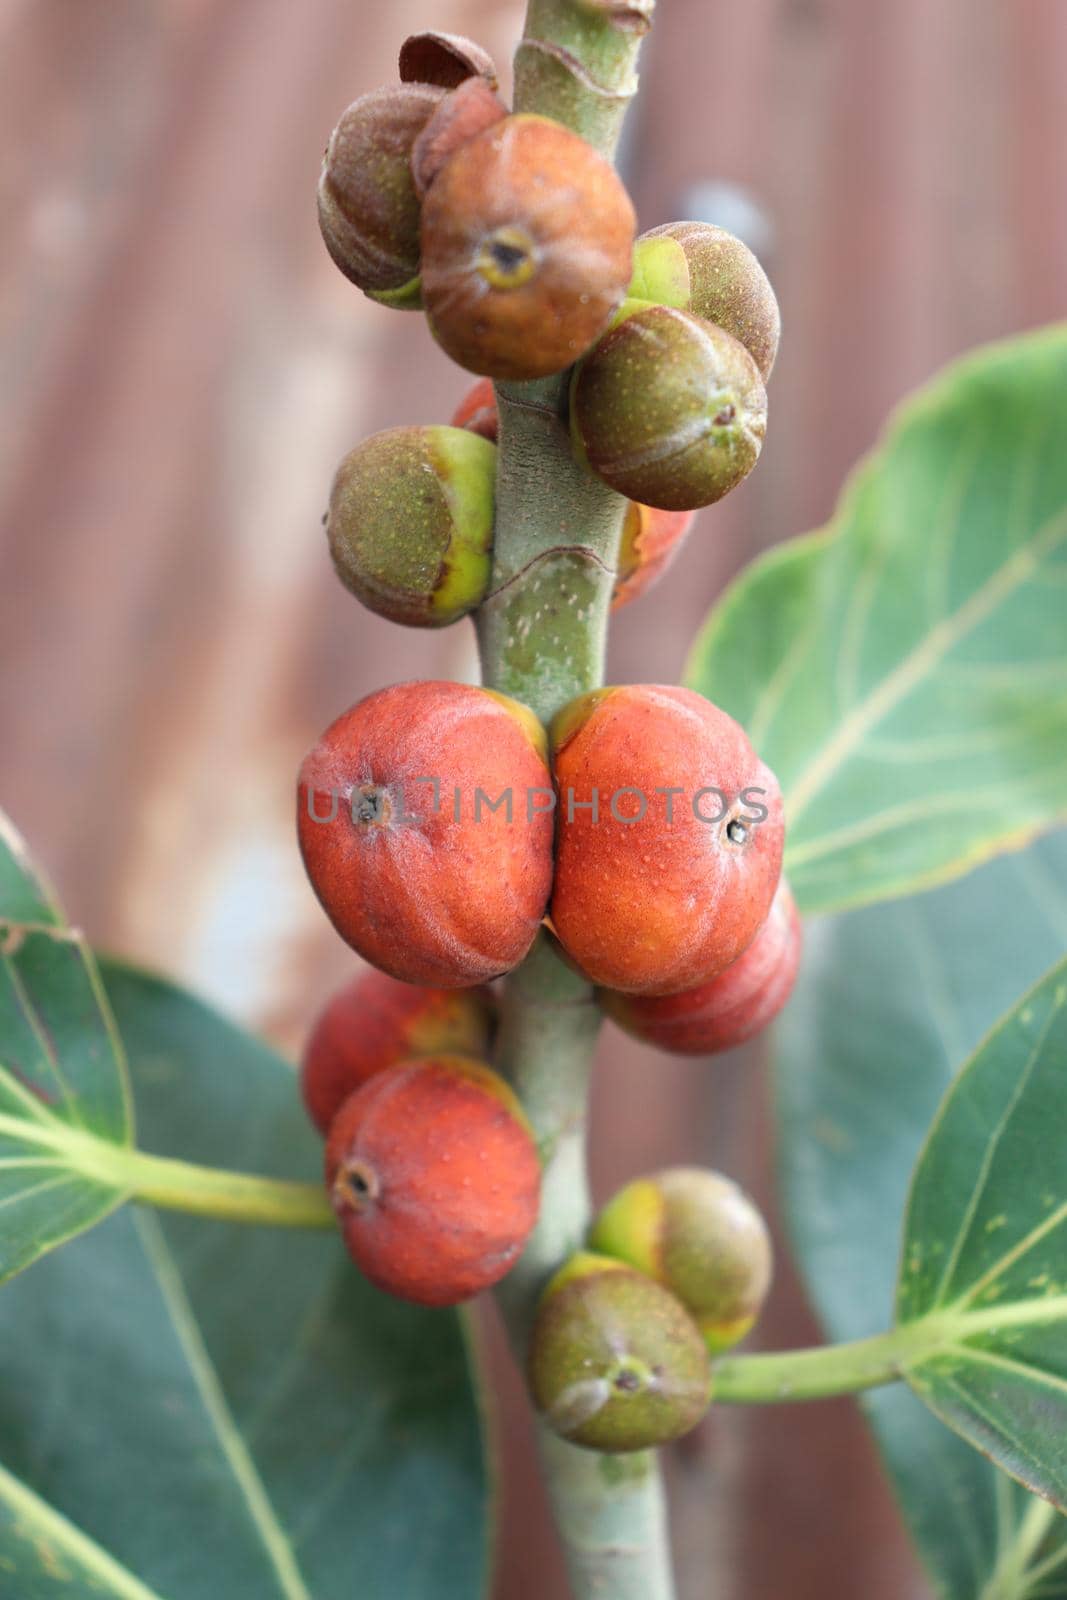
[0,811,61,927]
[777,832,1067,1596]
[686,326,1067,915]
[898,957,1067,1509]
[0,962,489,1600]
[0,813,132,1282]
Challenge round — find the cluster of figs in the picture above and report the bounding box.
[297,30,800,1453]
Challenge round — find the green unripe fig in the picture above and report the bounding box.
[528,1251,711,1452]
[632,222,780,379]
[570,304,767,511]
[590,1169,773,1353]
[318,84,446,305]
[627,237,690,311]
[327,425,495,627]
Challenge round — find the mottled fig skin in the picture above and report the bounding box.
[412,78,507,199]
[611,503,694,610]
[451,377,500,442]
[398,31,498,90]
[550,685,785,995]
[528,1252,710,1452]
[633,222,780,379]
[571,304,767,511]
[421,115,636,380]
[317,84,445,300]
[327,425,495,627]
[602,878,801,1053]
[590,1170,773,1353]
[326,1056,540,1306]
[300,969,495,1135]
[298,682,554,987]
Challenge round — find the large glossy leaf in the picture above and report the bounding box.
[686,326,1067,915]
[0,813,132,1281]
[0,963,489,1600]
[898,958,1067,1508]
[777,832,1067,1596]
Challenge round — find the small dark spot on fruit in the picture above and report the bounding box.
[490,238,529,275]
[614,1369,642,1393]
[335,1159,380,1213]
[354,787,389,826]
[726,818,749,845]
[714,404,737,426]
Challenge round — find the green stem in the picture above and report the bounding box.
[491,933,602,1346]
[476,377,623,721]
[710,1327,919,1404]
[514,0,654,152]
[715,1295,1067,1403]
[539,1430,673,1600]
[111,1148,335,1229]
[477,5,666,1598]
[0,1113,335,1229]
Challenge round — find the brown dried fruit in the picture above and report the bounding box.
[411,78,508,199]
[420,114,636,380]
[318,83,445,301]
[398,31,498,90]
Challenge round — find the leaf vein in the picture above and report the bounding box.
[0,1459,166,1600]
[931,998,1062,1308]
[0,951,83,1129]
[133,1211,312,1600]
[785,504,1067,824]
[944,1345,1067,1403]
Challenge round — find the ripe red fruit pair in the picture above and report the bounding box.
[297,679,786,1000]
[302,969,540,1308]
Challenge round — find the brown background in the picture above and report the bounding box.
[2,2,1065,1596]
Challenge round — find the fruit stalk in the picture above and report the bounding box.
[478,3,675,1596]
